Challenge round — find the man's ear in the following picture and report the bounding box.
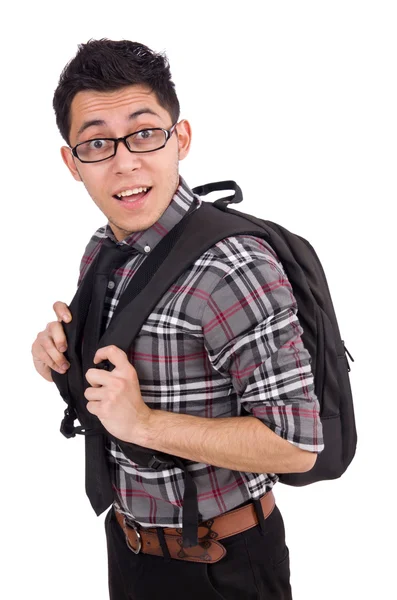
[176,119,192,161]
[60,146,82,182]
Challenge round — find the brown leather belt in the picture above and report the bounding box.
[114,490,275,564]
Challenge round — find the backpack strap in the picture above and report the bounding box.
[100,202,267,352]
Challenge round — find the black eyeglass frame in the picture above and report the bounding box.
[70,122,178,163]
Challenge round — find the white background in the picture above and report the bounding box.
[1,1,396,598]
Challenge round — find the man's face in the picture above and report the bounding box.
[61,84,191,241]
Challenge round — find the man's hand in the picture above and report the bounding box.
[84,345,152,444]
[31,301,72,382]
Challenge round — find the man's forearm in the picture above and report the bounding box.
[140,410,316,474]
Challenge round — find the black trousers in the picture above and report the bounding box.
[104,500,292,600]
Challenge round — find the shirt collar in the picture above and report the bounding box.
[104,175,201,254]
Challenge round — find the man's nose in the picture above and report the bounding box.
[112,139,142,172]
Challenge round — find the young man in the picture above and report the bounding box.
[32,39,324,599]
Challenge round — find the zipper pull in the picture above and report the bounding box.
[342,340,354,372]
[343,342,354,362]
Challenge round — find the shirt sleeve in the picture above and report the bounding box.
[201,237,324,454]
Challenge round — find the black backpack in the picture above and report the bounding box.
[53,180,357,546]
[190,182,357,486]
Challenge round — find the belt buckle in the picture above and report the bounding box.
[123,516,142,554]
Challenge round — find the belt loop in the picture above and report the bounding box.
[156,527,172,563]
[253,497,267,537]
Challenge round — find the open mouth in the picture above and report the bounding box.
[113,187,152,203]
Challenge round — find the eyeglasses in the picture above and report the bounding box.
[71,123,178,163]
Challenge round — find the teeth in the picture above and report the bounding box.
[116,187,148,198]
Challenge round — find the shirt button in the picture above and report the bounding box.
[108,281,115,290]
[144,245,151,253]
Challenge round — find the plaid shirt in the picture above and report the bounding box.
[78,176,324,527]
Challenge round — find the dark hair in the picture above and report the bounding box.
[53,38,180,146]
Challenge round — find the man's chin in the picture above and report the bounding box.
[107,214,157,239]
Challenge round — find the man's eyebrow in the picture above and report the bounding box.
[76,108,161,138]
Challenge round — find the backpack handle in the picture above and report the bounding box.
[191,180,243,208]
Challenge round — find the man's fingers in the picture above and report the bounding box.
[38,340,70,373]
[32,306,72,383]
[84,386,106,402]
[32,354,55,381]
[93,345,129,368]
[85,366,111,387]
[47,321,68,354]
[38,325,70,371]
[44,345,70,372]
[53,301,72,323]
[36,368,53,383]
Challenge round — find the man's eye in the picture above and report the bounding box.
[89,139,106,149]
[136,129,153,140]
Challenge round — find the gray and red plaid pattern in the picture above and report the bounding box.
[78,176,324,527]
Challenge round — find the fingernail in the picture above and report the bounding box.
[63,314,70,322]
[62,363,69,370]
[59,345,67,353]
